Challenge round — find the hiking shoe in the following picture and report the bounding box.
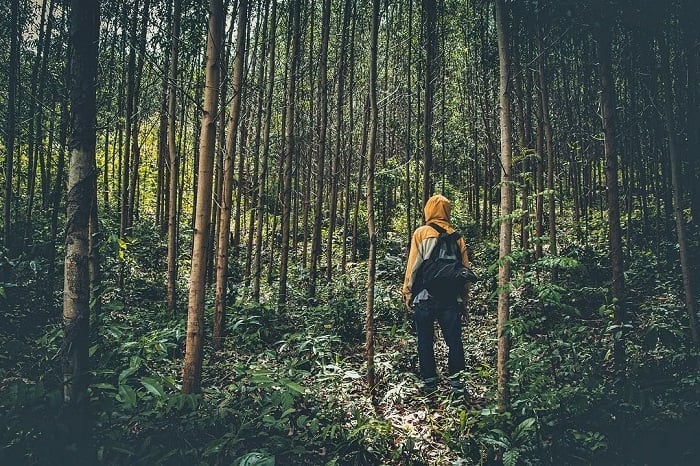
[421,377,438,394]
[449,377,465,394]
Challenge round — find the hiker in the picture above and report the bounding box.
[402,194,471,394]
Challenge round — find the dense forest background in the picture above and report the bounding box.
[1,0,699,464]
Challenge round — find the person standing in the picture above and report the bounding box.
[403,194,471,394]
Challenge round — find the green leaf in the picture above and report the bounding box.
[91,383,116,391]
[203,436,231,456]
[118,365,138,384]
[236,452,275,466]
[503,449,520,466]
[116,384,137,408]
[284,381,305,394]
[140,377,165,397]
[512,417,537,444]
[280,408,296,418]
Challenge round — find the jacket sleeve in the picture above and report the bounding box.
[458,237,471,302]
[402,231,423,301]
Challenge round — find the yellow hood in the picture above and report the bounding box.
[423,194,451,226]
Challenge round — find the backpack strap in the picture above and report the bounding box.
[427,222,447,235]
[428,222,460,241]
[427,222,463,262]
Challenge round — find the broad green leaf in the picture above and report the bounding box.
[236,452,275,466]
[140,377,165,397]
[284,381,305,394]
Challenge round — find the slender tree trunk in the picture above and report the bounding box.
[49,42,70,296]
[342,0,357,271]
[167,0,182,315]
[352,97,369,262]
[404,0,414,253]
[660,36,699,348]
[4,0,20,249]
[365,0,380,403]
[214,0,248,348]
[309,0,332,296]
[495,0,513,411]
[27,0,57,240]
[537,31,557,256]
[182,0,224,394]
[596,18,626,380]
[514,51,530,251]
[421,0,437,203]
[120,0,139,236]
[534,71,545,260]
[253,0,277,302]
[156,23,170,234]
[126,0,151,231]
[64,0,99,406]
[278,0,302,309]
[24,0,49,244]
[245,0,269,283]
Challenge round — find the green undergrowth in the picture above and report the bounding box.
[1,217,699,465]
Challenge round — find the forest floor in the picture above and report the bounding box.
[2,224,700,465]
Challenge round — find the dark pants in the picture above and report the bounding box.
[414,298,465,381]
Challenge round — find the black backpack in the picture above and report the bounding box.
[416,223,478,300]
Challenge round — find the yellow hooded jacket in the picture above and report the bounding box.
[402,194,471,304]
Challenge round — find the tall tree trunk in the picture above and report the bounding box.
[167,0,182,315]
[4,0,20,249]
[214,0,248,348]
[596,16,626,380]
[421,0,437,203]
[537,31,557,256]
[126,0,151,231]
[352,97,369,262]
[49,85,69,289]
[64,0,99,406]
[182,0,224,394]
[120,0,139,236]
[209,0,235,288]
[245,0,267,284]
[660,35,699,348]
[24,0,50,245]
[341,1,357,272]
[495,0,513,411]
[309,0,332,296]
[27,0,57,241]
[404,0,414,253]
[278,0,302,309]
[253,0,278,302]
[365,0,380,403]
[534,69,545,260]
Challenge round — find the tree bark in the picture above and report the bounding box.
[278,0,302,309]
[596,17,626,380]
[64,0,99,406]
[309,0,332,296]
[421,0,437,203]
[495,0,513,412]
[366,0,380,403]
[182,0,224,394]
[4,0,20,249]
[537,30,557,256]
[214,0,248,349]
[660,35,699,348]
[126,0,151,231]
[120,0,139,236]
[253,0,278,302]
[167,0,182,315]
